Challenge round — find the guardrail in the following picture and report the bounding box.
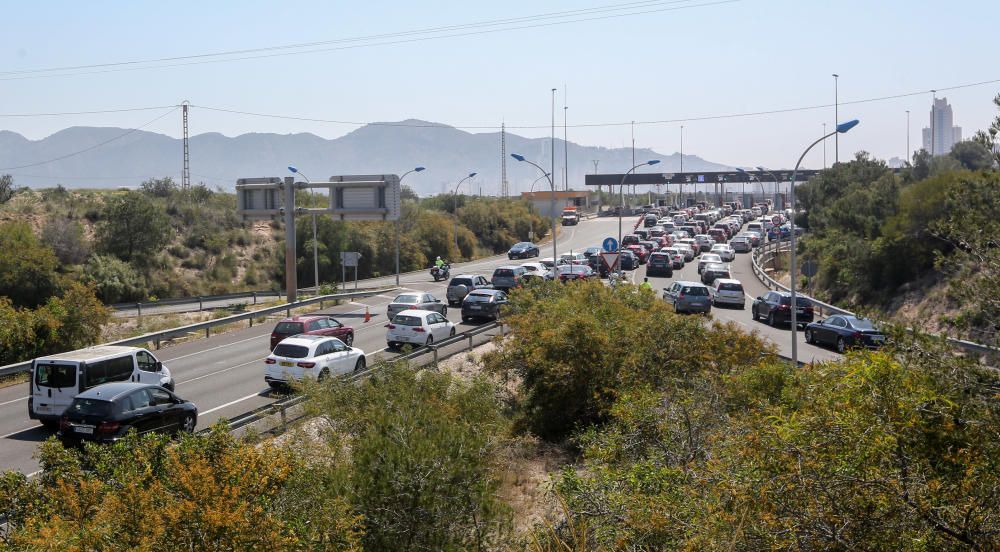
[207,321,504,436]
[111,290,284,313]
[0,287,398,378]
[749,239,1000,358]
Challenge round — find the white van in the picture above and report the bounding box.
[29,346,174,426]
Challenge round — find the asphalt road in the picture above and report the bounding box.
[0,217,843,475]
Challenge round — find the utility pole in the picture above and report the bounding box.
[592,160,600,211]
[822,123,827,169]
[181,102,190,189]
[833,73,839,164]
[500,122,508,197]
[551,88,556,217]
[905,110,910,162]
[563,103,569,191]
[631,121,635,198]
[680,125,684,206]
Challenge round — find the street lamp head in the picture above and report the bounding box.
[646,160,660,166]
[511,153,526,162]
[756,166,765,172]
[735,167,746,174]
[287,165,299,174]
[414,166,425,172]
[836,119,860,134]
[468,172,477,178]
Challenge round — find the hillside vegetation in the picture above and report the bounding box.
[3,281,996,550]
[0,177,547,365]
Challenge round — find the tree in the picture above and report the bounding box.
[0,221,60,308]
[0,174,15,204]
[41,217,91,265]
[96,191,171,262]
[971,92,1000,167]
[36,282,111,353]
[83,254,146,303]
[949,140,994,171]
[139,176,178,197]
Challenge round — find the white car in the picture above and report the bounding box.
[265,335,366,388]
[675,242,697,262]
[697,253,723,274]
[711,278,746,309]
[520,262,553,280]
[710,243,736,262]
[661,247,685,268]
[386,309,456,349]
[539,257,569,270]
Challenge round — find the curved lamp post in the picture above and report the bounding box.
[618,160,661,273]
[734,167,761,206]
[395,166,425,285]
[529,172,552,193]
[511,153,558,261]
[287,165,320,292]
[452,172,477,254]
[756,166,780,207]
[788,119,859,366]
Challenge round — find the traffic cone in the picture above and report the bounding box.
[364,306,371,323]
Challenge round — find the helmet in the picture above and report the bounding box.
[436,256,441,260]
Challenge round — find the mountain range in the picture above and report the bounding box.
[0,121,733,196]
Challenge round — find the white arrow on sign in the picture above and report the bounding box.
[600,252,619,270]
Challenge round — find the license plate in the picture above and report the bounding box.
[280,361,294,367]
[871,336,885,343]
[35,405,50,413]
[469,305,481,310]
[796,309,805,314]
[74,426,94,434]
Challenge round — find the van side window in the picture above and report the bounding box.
[85,356,134,388]
[136,351,158,372]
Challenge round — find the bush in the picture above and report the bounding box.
[83,254,146,304]
[96,191,171,263]
[0,221,61,308]
[41,217,91,265]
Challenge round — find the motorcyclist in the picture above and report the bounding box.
[435,256,445,269]
[639,277,653,291]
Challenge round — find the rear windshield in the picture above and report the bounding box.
[850,318,875,330]
[274,322,305,335]
[35,362,76,388]
[392,315,423,327]
[272,344,310,358]
[682,286,710,296]
[493,269,514,277]
[466,293,492,302]
[718,283,743,292]
[66,398,113,418]
[394,294,420,304]
[449,278,473,287]
[779,296,812,306]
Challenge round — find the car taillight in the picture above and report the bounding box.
[265,358,276,364]
[98,421,120,434]
[386,324,396,329]
[805,306,814,313]
[852,332,862,339]
[297,362,316,368]
[678,293,685,299]
[59,417,70,431]
[413,327,426,332]
[778,304,790,310]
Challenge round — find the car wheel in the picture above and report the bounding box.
[426,335,434,346]
[441,306,448,316]
[674,302,680,314]
[767,312,775,326]
[836,337,846,354]
[318,368,330,381]
[181,415,196,434]
[354,357,366,374]
[462,316,470,323]
[344,333,354,346]
[41,420,58,431]
[267,381,284,391]
[804,329,813,344]
[450,327,456,337]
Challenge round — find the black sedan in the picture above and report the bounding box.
[805,315,887,353]
[752,291,814,328]
[59,382,197,446]
[507,242,540,259]
[461,289,509,322]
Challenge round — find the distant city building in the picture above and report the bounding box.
[921,97,962,156]
[886,157,906,169]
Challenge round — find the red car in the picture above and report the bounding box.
[625,244,649,264]
[269,315,354,350]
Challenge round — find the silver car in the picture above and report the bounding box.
[662,281,712,314]
[731,237,752,253]
[446,275,492,306]
[711,278,746,309]
[387,292,447,318]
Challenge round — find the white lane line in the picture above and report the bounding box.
[199,392,268,416]
[175,357,263,386]
[0,395,28,408]
[168,333,266,362]
[1,425,41,439]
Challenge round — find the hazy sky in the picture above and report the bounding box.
[3,0,998,174]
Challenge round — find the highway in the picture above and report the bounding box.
[0,217,841,475]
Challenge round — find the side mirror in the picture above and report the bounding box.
[434,299,441,303]
[756,296,764,301]
[155,361,163,372]
[384,324,390,328]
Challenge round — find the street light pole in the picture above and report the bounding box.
[452,172,477,254]
[788,119,859,366]
[833,73,840,164]
[551,88,557,198]
[906,110,911,162]
[287,166,318,293]
[618,160,661,273]
[512,154,557,262]
[396,166,425,285]
[564,104,569,191]
[529,172,552,193]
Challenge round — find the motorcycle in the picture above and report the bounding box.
[431,263,451,282]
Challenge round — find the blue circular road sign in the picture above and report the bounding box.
[602,237,618,252]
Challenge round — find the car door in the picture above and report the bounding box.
[432,313,451,340]
[134,350,163,386]
[147,387,179,434]
[122,389,157,435]
[826,316,847,345]
[324,340,350,375]
[327,318,348,341]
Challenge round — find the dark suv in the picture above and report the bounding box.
[646,252,674,277]
[461,289,509,322]
[270,315,354,350]
[58,382,197,446]
[752,291,815,328]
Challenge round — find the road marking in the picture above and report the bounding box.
[199,392,268,416]
[176,357,264,386]
[0,395,28,408]
[1,425,41,440]
[168,334,267,362]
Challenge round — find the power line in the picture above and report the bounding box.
[0,105,178,117]
[0,0,736,81]
[0,107,179,170]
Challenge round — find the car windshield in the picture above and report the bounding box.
[394,294,421,304]
[449,278,473,287]
[34,362,76,388]
[718,282,743,292]
[849,318,876,330]
[67,398,113,418]
[392,314,423,326]
[466,293,492,302]
[274,321,305,335]
[272,344,310,358]
[513,242,532,248]
[681,286,710,296]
